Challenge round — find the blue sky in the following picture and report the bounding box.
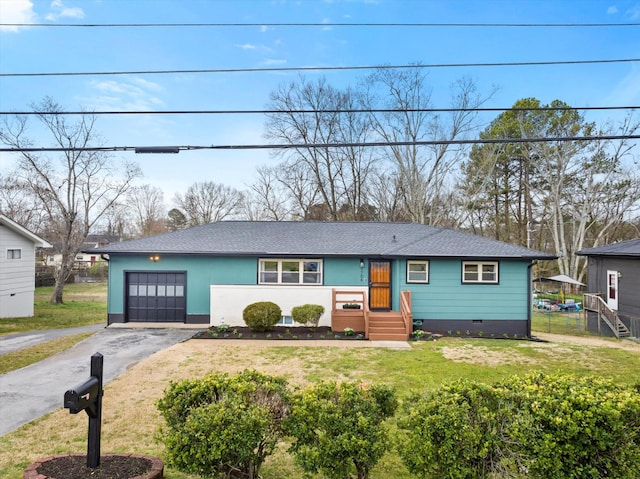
[1,0,639,199]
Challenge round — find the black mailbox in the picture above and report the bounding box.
[63,353,104,469]
[64,376,100,415]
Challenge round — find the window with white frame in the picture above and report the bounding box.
[7,249,22,260]
[259,259,322,285]
[407,260,429,283]
[462,261,499,284]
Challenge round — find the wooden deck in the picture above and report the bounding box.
[331,289,412,341]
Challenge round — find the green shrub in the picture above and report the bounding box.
[242,301,282,332]
[285,381,397,479]
[396,373,640,479]
[501,372,640,479]
[156,370,290,478]
[396,380,511,479]
[291,304,325,330]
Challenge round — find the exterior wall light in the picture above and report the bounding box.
[149,255,160,262]
[360,259,364,269]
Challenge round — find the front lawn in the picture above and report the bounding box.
[0,283,107,335]
[1,336,639,478]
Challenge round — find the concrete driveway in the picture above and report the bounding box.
[0,326,200,436]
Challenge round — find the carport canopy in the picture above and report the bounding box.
[533,274,585,286]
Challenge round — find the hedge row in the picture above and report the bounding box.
[157,371,640,479]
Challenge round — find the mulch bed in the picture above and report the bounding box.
[193,325,366,340]
[26,454,163,479]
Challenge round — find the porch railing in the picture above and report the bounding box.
[583,293,630,338]
[332,289,370,338]
[400,290,413,337]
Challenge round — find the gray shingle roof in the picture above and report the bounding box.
[577,238,640,257]
[94,221,554,259]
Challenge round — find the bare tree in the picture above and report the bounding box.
[265,76,377,221]
[242,165,291,220]
[126,184,167,237]
[0,97,141,303]
[362,69,493,225]
[535,108,640,280]
[174,181,244,225]
[0,173,48,232]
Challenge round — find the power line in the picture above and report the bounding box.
[2,22,639,28]
[2,58,638,78]
[2,106,638,116]
[3,134,638,154]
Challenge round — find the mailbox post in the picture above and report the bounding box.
[63,353,104,468]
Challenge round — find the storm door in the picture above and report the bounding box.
[607,270,619,311]
[369,260,392,310]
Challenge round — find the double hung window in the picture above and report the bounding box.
[462,261,499,284]
[407,260,429,283]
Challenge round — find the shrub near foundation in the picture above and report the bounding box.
[291,304,325,331]
[242,301,282,332]
[396,373,640,479]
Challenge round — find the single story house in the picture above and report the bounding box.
[577,239,640,338]
[94,221,555,340]
[0,214,52,318]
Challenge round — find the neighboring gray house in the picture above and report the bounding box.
[577,238,640,338]
[0,215,52,318]
[94,221,554,339]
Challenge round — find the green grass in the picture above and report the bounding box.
[532,309,592,335]
[0,332,95,374]
[0,283,107,335]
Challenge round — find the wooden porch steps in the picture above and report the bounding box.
[368,311,410,341]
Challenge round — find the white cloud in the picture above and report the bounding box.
[602,65,640,105]
[627,4,640,19]
[45,0,84,22]
[85,78,166,111]
[607,5,618,14]
[235,43,257,50]
[261,59,287,65]
[0,0,36,32]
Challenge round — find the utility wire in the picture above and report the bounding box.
[3,58,638,78]
[3,22,639,28]
[3,134,638,154]
[2,106,638,116]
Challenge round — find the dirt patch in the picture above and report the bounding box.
[533,332,640,351]
[439,333,640,366]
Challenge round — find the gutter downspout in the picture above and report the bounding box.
[527,260,537,338]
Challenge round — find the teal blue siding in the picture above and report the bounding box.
[398,259,529,320]
[107,255,531,322]
[108,255,257,316]
[324,257,368,287]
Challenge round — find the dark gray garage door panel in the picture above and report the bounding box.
[126,272,186,322]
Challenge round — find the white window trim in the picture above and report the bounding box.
[7,248,22,260]
[258,258,323,285]
[407,260,429,283]
[462,261,499,284]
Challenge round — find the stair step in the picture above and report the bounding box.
[369,327,406,334]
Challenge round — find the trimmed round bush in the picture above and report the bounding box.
[243,301,282,332]
[291,304,325,330]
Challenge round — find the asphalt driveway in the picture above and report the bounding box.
[0,327,198,436]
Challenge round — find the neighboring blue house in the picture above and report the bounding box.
[93,221,554,340]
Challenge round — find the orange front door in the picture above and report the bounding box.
[369,260,391,310]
